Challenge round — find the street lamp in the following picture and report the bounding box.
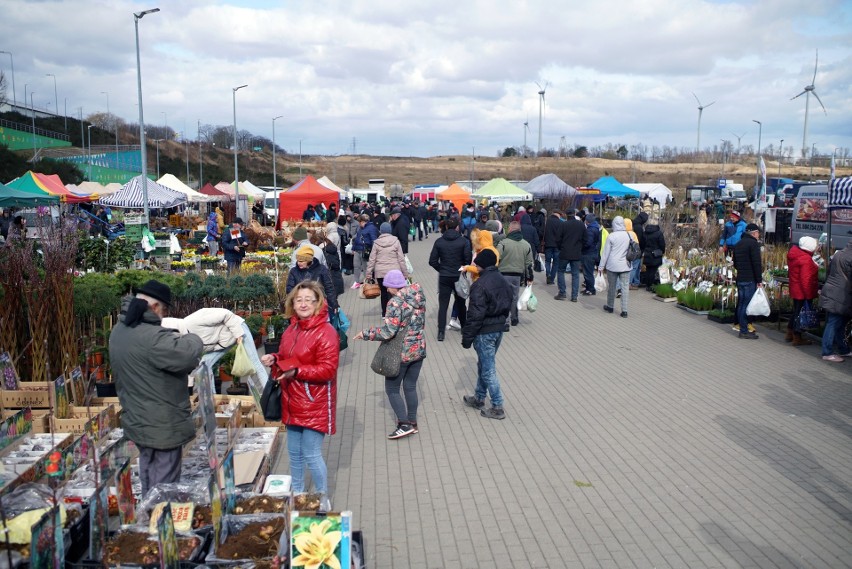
[0,50,15,107]
[752,119,762,195]
[197,119,203,187]
[134,7,159,223]
[154,139,161,179]
[87,124,94,180]
[29,90,36,159]
[232,84,248,220]
[778,139,784,176]
[46,74,58,121]
[272,115,283,227]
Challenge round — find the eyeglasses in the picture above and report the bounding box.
[294,297,318,306]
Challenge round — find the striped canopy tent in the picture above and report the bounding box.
[7,171,94,203]
[828,176,852,208]
[0,180,60,207]
[470,178,532,203]
[157,174,211,202]
[524,173,577,199]
[100,176,187,209]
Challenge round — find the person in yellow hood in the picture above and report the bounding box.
[463,228,500,280]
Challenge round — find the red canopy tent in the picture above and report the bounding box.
[277,175,339,228]
[199,183,229,199]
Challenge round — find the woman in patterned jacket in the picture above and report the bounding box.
[354,269,426,440]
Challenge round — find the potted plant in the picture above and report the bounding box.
[263,314,287,355]
[245,314,265,348]
[653,283,678,302]
[677,287,714,315]
[707,308,736,324]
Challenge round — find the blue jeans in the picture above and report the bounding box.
[821,312,851,356]
[473,332,504,408]
[736,282,757,333]
[630,258,642,286]
[557,259,580,299]
[582,254,598,293]
[545,247,560,282]
[286,426,327,494]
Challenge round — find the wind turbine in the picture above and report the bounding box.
[731,132,745,155]
[536,81,549,155]
[523,118,531,158]
[791,49,827,158]
[693,92,715,153]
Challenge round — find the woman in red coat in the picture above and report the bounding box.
[786,236,820,345]
[260,281,339,504]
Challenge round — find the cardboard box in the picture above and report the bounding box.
[1,382,52,409]
[51,405,109,434]
[1,409,49,433]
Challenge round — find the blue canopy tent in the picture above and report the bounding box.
[590,176,640,198]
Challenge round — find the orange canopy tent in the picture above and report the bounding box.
[277,175,339,228]
[437,183,471,211]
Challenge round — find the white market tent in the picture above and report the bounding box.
[470,177,532,203]
[100,176,187,209]
[104,183,122,195]
[317,176,352,201]
[157,174,211,202]
[241,180,267,199]
[524,173,577,199]
[623,183,673,209]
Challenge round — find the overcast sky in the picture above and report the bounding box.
[2,0,851,159]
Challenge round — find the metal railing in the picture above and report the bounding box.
[0,117,71,142]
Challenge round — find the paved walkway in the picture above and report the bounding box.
[274,237,852,569]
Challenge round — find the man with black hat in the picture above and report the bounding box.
[732,223,764,339]
[222,218,249,274]
[461,249,512,420]
[109,280,204,497]
[390,206,410,254]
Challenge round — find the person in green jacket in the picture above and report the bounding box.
[109,280,204,497]
[496,221,533,329]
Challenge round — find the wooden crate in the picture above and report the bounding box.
[1,382,53,409]
[51,405,110,434]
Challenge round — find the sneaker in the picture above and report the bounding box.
[409,422,418,433]
[620,312,628,318]
[480,407,506,420]
[822,354,844,362]
[546,279,554,285]
[581,290,595,296]
[351,282,362,289]
[570,297,578,302]
[616,291,622,298]
[463,395,485,409]
[603,305,614,313]
[738,332,760,339]
[629,285,639,290]
[388,423,416,439]
[448,317,462,330]
[555,294,567,300]
[731,323,756,333]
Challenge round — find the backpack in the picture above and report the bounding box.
[337,227,350,249]
[626,238,642,262]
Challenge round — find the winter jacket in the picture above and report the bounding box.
[361,282,427,363]
[720,219,747,248]
[557,218,585,261]
[161,308,244,353]
[110,299,203,450]
[532,209,547,241]
[391,214,410,254]
[206,213,220,242]
[732,233,762,284]
[599,216,632,273]
[286,258,339,311]
[632,212,648,251]
[221,226,248,263]
[582,216,601,257]
[820,243,852,316]
[623,218,639,244]
[642,225,666,268]
[272,303,339,435]
[429,228,472,278]
[324,243,344,297]
[463,229,500,279]
[519,214,540,253]
[496,232,533,277]
[543,214,563,249]
[461,266,513,348]
[345,217,360,243]
[786,245,818,300]
[367,233,408,279]
[353,222,378,253]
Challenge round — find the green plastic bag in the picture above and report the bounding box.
[527,292,538,313]
[231,342,255,377]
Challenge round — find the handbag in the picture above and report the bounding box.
[361,278,381,299]
[796,300,820,329]
[370,327,407,377]
[259,379,282,421]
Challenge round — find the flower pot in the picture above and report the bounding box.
[677,304,710,316]
[93,352,104,366]
[218,368,233,383]
[707,313,736,324]
[261,310,274,319]
[96,382,117,398]
[226,384,249,396]
[263,339,281,355]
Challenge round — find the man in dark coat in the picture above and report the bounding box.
[819,242,852,361]
[641,223,666,290]
[519,213,540,258]
[221,218,249,274]
[428,218,472,341]
[390,206,410,254]
[110,280,203,497]
[542,211,563,285]
[555,209,586,301]
[460,250,512,420]
[631,212,648,287]
[581,214,601,296]
[732,223,763,339]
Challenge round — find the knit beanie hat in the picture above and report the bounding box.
[293,226,308,241]
[798,236,818,252]
[296,245,315,263]
[380,222,392,234]
[475,249,498,269]
[383,269,407,289]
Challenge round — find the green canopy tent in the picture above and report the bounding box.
[469,178,532,203]
[0,180,60,208]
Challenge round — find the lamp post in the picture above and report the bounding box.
[778,139,784,176]
[78,107,84,153]
[87,124,94,180]
[272,115,283,227]
[134,7,159,223]
[197,119,203,188]
[0,51,15,107]
[232,84,248,220]
[45,74,58,121]
[29,90,36,159]
[185,136,190,184]
[155,139,161,179]
[752,119,762,195]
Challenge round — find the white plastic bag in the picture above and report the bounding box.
[518,285,533,311]
[404,254,414,275]
[595,273,608,292]
[345,242,353,255]
[746,287,771,317]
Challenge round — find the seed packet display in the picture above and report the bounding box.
[221,447,236,515]
[290,511,352,569]
[116,459,136,525]
[157,503,180,569]
[90,480,110,558]
[0,352,20,390]
[209,473,223,554]
[30,506,62,569]
[52,375,70,419]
